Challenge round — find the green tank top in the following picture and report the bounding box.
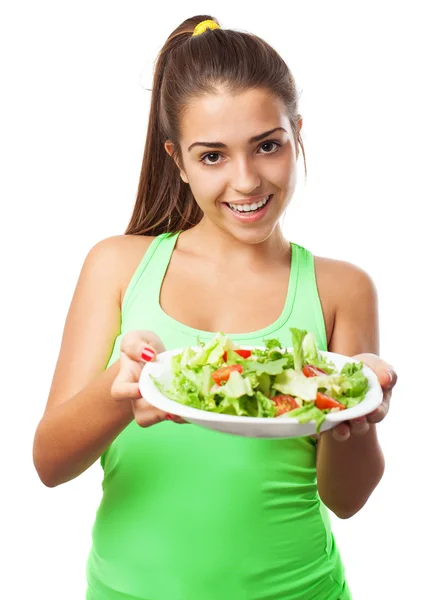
[85,231,352,600]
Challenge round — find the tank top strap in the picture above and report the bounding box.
[290,242,328,352]
[121,231,181,319]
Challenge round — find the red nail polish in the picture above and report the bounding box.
[141,346,156,362]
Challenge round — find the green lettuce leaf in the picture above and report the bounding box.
[273,369,318,400]
[244,358,288,376]
[290,328,307,372]
[286,403,327,434]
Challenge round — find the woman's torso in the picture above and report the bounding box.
[86,231,351,600]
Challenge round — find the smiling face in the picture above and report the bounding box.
[165,87,302,244]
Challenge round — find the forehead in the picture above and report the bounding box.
[179,88,291,144]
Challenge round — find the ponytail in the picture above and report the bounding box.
[124,16,215,235]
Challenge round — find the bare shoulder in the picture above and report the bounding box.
[89,234,156,305]
[314,255,379,355]
[89,233,155,264]
[42,234,157,413]
[314,255,377,297]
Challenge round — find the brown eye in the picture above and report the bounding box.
[259,141,281,154]
[201,152,223,166]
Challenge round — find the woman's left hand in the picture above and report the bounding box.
[328,353,397,442]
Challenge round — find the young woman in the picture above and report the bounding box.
[33,15,397,600]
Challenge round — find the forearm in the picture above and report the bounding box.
[316,424,385,519]
[33,360,134,488]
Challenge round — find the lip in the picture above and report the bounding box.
[224,194,273,223]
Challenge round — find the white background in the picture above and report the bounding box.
[1,1,436,598]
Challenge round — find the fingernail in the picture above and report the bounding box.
[164,413,175,422]
[141,346,156,362]
[138,387,142,396]
[387,370,393,383]
[333,426,350,441]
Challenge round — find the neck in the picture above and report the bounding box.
[178,218,291,266]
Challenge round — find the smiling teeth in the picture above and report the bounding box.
[228,196,270,212]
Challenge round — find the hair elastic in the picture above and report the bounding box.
[192,20,220,37]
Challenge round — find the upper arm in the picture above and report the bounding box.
[328,261,379,357]
[43,236,126,414]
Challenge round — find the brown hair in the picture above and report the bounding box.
[125,15,307,236]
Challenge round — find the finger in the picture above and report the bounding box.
[366,394,390,424]
[331,422,351,442]
[349,416,370,437]
[115,351,142,388]
[120,330,165,361]
[131,397,164,427]
[164,413,187,424]
[368,391,390,416]
[131,401,187,427]
[118,350,143,374]
[353,353,397,390]
[111,377,143,401]
[382,368,397,390]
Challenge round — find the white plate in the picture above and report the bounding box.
[139,346,383,438]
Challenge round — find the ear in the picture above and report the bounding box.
[164,140,189,184]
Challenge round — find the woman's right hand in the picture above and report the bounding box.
[111,330,185,427]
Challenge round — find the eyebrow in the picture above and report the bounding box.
[187,127,288,152]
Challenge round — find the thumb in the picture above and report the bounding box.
[120,330,166,362]
[111,352,144,400]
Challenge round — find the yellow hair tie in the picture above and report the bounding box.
[192,20,220,37]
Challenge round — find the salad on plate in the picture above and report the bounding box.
[151,328,370,434]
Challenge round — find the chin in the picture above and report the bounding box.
[223,220,280,245]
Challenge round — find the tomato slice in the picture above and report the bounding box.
[272,394,299,416]
[222,349,252,362]
[212,364,243,385]
[302,365,328,377]
[315,392,345,411]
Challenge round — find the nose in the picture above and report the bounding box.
[230,155,262,195]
